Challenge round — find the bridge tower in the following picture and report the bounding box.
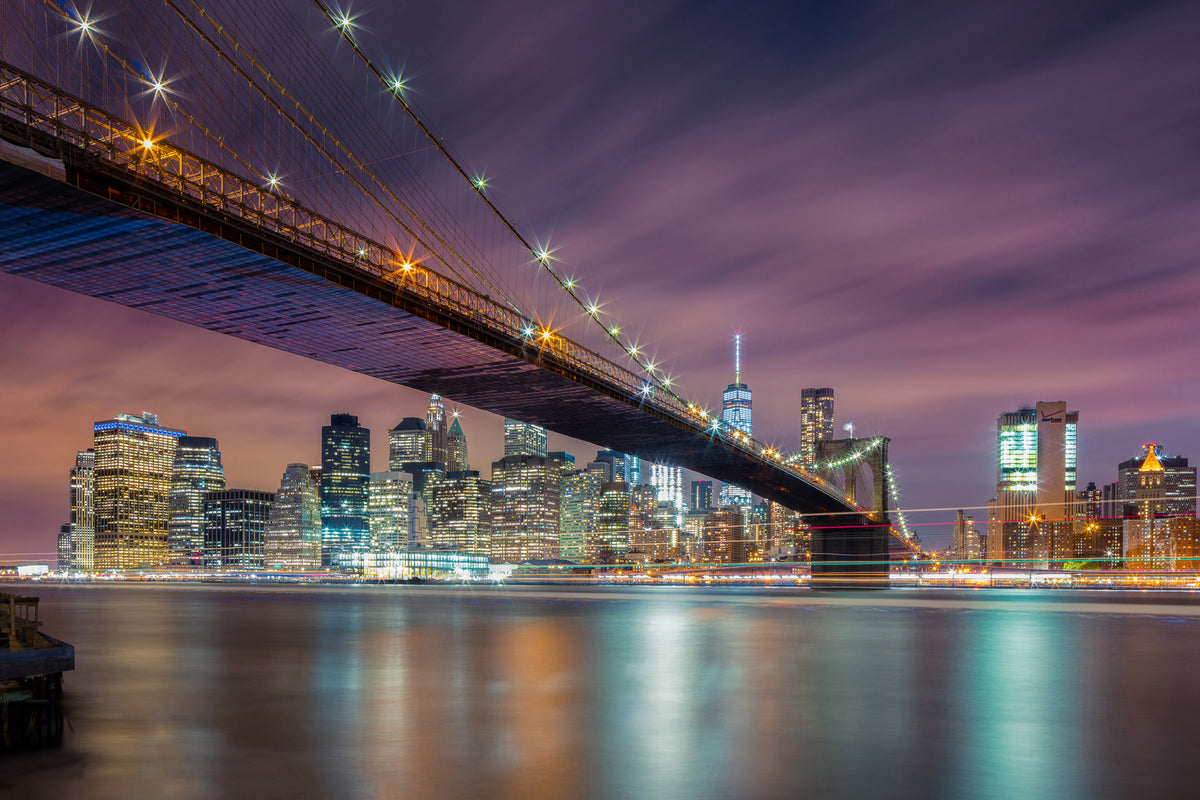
[810,437,891,587]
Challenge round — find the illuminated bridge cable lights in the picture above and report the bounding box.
[884,463,913,540]
[309,0,679,393]
[165,0,519,316]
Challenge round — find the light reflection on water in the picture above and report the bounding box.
[4,584,1200,800]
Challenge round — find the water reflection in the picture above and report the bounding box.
[6,585,1200,800]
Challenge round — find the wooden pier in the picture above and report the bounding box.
[0,592,74,749]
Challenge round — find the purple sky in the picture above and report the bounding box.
[4,0,1200,559]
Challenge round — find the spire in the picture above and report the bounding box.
[1140,444,1164,473]
[734,330,742,385]
[448,416,464,437]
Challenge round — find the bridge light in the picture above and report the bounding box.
[141,138,155,150]
[73,12,98,39]
[586,304,599,315]
[540,328,553,341]
[392,77,407,94]
[565,278,576,289]
[400,260,412,271]
[609,326,620,336]
[472,175,488,190]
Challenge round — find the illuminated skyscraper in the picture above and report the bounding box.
[561,462,607,562]
[800,388,835,467]
[68,449,95,571]
[58,523,72,570]
[690,480,713,513]
[648,462,685,526]
[1113,444,1196,519]
[704,507,747,564]
[595,482,632,559]
[721,332,753,507]
[594,450,628,482]
[203,489,274,570]
[321,413,371,567]
[168,436,225,566]
[504,418,548,457]
[427,470,491,555]
[491,454,560,561]
[93,412,186,570]
[388,417,427,470]
[994,402,1078,565]
[265,463,322,571]
[425,394,448,465]
[447,414,468,472]
[369,471,425,552]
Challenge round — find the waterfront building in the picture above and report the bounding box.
[595,481,631,559]
[720,332,753,508]
[994,402,1078,567]
[690,480,713,513]
[425,394,449,465]
[203,489,274,570]
[68,449,95,571]
[491,454,560,562]
[766,502,805,559]
[57,523,71,571]
[800,388,835,468]
[426,470,491,555]
[369,471,425,553]
[320,413,371,567]
[93,412,186,570]
[343,550,490,580]
[447,414,468,472]
[167,436,225,566]
[388,417,427,470]
[264,463,322,571]
[503,418,548,457]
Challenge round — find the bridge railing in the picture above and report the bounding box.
[0,60,864,514]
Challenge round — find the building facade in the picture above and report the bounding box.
[264,463,323,571]
[93,412,186,570]
[503,418,548,458]
[320,413,371,567]
[426,470,492,555]
[203,489,274,570]
[68,448,95,571]
[994,402,1078,566]
[491,454,560,561]
[369,471,425,552]
[800,388,835,468]
[388,417,427,470]
[167,436,225,566]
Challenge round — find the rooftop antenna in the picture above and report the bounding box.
[734,331,742,385]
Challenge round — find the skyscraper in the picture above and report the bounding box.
[560,463,607,562]
[425,394,449,465]
[690,480,714,513]
[203,489,274,570]
[168,436,225,566]
[447,414,468,472]
[491,454,560,561]
[504,418,548,457]
[994,402,1078,566]
[265,463,322,571]
[800,388,835,468]
[595,481,632,559]
[369,471,425,552]
[426,470,491,555]
[321,413,371,567]
[593,450,628,482]
[1113,443,1196,520]
[720,332,753,507]
[93,412,186,570]
[388,418,428,470]
[68,449,95,571]
[648,462,685,526]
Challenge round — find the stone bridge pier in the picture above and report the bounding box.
[810,437,891,588]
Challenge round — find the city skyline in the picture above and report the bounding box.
[5,0,1200,557]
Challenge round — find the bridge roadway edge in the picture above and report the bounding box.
[0,129,890,587]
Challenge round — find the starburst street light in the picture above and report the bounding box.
[472,175,488,190]
[265,172,280,189]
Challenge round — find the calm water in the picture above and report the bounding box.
[4,583,1200,800]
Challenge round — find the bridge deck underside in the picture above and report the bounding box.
[0,159,861,518]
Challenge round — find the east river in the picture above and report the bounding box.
[4,583,1200,799]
